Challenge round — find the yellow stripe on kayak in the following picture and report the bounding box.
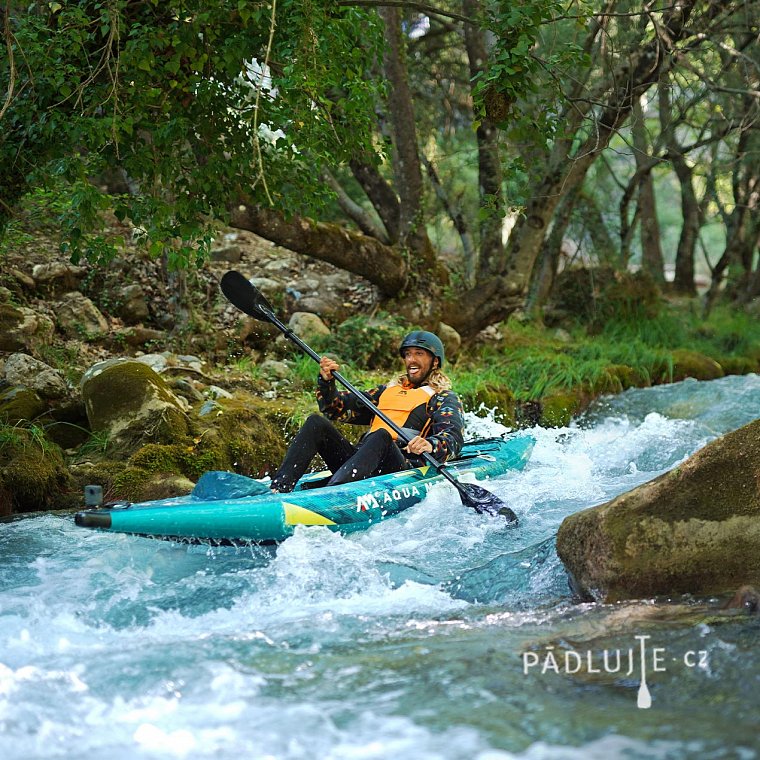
[283,502,336,526]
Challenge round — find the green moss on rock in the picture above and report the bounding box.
[670,349,724,382]
[0,386,47,424]
[718,356,758,376]
[82,360,189,456]
[459,384,516,426]
[0,429,73,515]
[540,392,581,427]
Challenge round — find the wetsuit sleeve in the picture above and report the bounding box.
[315,375,385,426]
[424,390,465,462]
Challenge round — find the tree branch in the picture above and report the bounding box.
[228,203,407,296]
[320,169,391,244]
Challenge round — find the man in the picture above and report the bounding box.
[269,331,465,493]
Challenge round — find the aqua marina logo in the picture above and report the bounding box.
[522,635,709,709]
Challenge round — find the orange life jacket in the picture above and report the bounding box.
[369,383,435,441]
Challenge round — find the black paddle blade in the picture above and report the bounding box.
[220,270,276,321]
[458,482,518,524]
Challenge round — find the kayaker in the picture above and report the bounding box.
[269,331,464,493]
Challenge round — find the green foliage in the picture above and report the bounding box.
[314,312,410,370]
[2,1,384,263]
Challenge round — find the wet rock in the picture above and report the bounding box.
[31,262,86,294]
[288,311,330,339]
[0,303,55,352]
[81,358,189,455]
[723,585,760,614]
[3,353,68,399]
[117,284,150,324]
[57,292,109,339]
[557,417,760,602]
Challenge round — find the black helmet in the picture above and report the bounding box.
[399,331,445,368]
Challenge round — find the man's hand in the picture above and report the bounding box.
[319,356,340,381]
[405,435,433,455]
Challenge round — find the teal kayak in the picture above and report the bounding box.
[74,435,534,544]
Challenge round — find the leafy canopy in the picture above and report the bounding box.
[2,0,383,265]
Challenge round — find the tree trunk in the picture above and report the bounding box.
[349,159,401,244]
[463,0,505,280]
[378,7,436,269]
[526,185,580,312]
[632,96,665,283]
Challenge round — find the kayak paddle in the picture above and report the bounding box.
[220,270,517,522]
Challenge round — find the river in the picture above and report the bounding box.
[1,374,759,759]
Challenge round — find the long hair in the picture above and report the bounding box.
[394,368,452,393]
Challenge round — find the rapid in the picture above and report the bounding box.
[1,374,759,759]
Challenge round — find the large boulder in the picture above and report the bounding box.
[81,359,189,455]
[556,417,760,602]
[3,353,68,399]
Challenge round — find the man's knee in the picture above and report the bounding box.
[303,413,331,432]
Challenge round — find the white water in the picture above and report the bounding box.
[1,375,759,759]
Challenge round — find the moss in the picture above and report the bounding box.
[0,429,73,515]
[458,383,517,426]
[670,349,725,382]
[0,386,47,424]
[718,356,758,376]
[605,364,647,390]
[203,395,288,476]
[540,392,581,427]
[111,466,196,502]
[83,360,190,456]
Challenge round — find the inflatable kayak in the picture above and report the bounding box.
[74,435,534,544]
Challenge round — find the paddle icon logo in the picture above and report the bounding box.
[522,635,709,709]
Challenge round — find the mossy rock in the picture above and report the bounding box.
[199,394,288,477]
[539,391,582,428]
[81,359,189,456]
[556,417,760,602]
[670,349,724,382]
[718,356,758,376]
[605,364,648,390]
[112,466,195,502]
[0,386,47,424]
[0,429,74,515]
[459,384,516,426]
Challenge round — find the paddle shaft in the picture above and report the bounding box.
[260,307,466,491]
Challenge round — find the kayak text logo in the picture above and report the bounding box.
[522,635,709,709]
